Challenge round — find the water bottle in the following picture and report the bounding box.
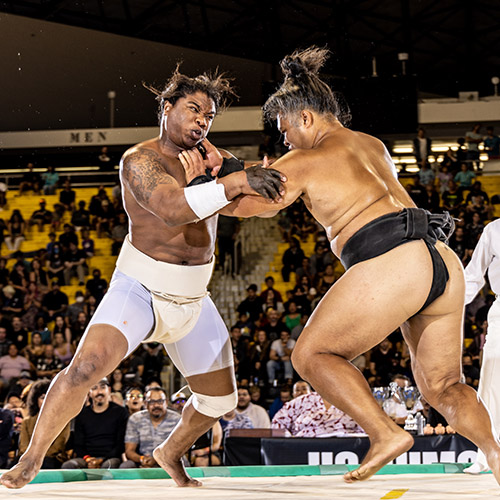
[416,412,426,435]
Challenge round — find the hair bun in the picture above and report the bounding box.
[280,46,330,79]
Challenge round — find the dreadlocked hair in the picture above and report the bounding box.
[263,46,351,126]
[144,63,237,124]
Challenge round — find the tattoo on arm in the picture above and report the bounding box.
[122,148,174,205]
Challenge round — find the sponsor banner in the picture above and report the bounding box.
[224,435,477,466]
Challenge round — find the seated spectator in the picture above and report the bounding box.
[18,379,70,469]
[62,378,128,470]
[268,385,293,420]
[109,368,125,395]
[462,353,480,388]
[22,281,43,331]
[0,327,12,358]
[248,329,270,385]
[10,316,28,351]
[262,308,285,342]
[441,180,464,215]
[449,226,473,265]
[28,199,53,232]
[29,258,48,291]
[271,391,364,437]
[418,162,435,186]
[0,405,14,468]
[260,276,283,311]
[32,316,51,345]
[219,408,253,434]
[95,199,115,238]
[41,166,59,195]
[35,344,63,379]
[123,350,145,385]
[53,332,74,367]
[0,344,30,395]
[233,312,255,339]
[267,329,295,384]
[465,212,485,245]
[283,301,301,331]
[46,244,65,284]
[291,314,308,341]
[316,263,336,292]
[81,228,95,258]
[235,387,270,428]
[59,179,76,212]
[405,175,427,207]
[18,163,41,196]
[63,241,87,286]
[142,343,166,385]
[22,331,45,367]
[71,201,91,230]
[42,281,68,320]
[125,388,145,416]
[292,380,311,399]
[454,162,476,191]
[281,237,305,282]
[5,210,25,253]
[59,224,79,251]
[465,181,490,204]
[369,339,396,387]
[169,390,187,414]
[52,315,72,344]
[421,184,441,213]
[230,326,250,384]
[70,311,87,346]
[10,262,29,295]
[120,387,180,469]
[2,287,24,323]
[86,269,107,304]
[111,213,128,256]
[465,194,494,221]
[190,421,223,467]
[66,291,86,326]
[236,284,262,323]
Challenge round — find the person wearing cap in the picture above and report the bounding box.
[28,199,53,232]
[121,387,180,468]
[62,378,128,470]
[170,391,188,414]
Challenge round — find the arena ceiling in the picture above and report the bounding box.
[1,0,500,97]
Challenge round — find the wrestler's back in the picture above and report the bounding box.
[120,138,217,265]
[299,128,416,256]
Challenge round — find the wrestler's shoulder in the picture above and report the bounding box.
[121,141,167,173]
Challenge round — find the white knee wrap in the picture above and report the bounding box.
[184,181,230,221]
[189,390,237,418]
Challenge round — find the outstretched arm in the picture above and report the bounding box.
[219,151,305,218]
[122,145,283,226]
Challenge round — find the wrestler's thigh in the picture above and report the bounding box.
[164,297,236,395]
[84,269,155,358]
[401,247,466,394]
[297,240,434,360]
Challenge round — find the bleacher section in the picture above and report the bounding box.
[2,187,117,299]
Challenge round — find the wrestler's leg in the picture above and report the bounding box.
[154,298,236,487]
[1,325,128,489]
[292,241,435,482]
[402,248,500,484]
[153,366,235,487]
[1,271,154,489]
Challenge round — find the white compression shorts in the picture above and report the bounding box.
[83,268,234,378]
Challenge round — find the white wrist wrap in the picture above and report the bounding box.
[184,181,230,221]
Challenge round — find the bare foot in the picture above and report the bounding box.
[153,445,202,487]
[1,457,41,489]
[344,430,414,483]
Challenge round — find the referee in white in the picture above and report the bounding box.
[464,218,500,474]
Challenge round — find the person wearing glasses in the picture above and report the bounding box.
[125,388,145,416]
[121,387,181,468]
